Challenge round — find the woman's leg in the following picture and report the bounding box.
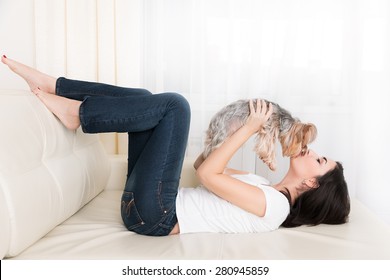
[54,76,155,177]
[3,56,155,174]
[1,55,56,93]
[32,88,81,130]
[2,56,156,176]
[1,56,152,100]
[32,87,190,236]
[77,91,191,236]
[3,56,190,235]
[120,93,191,236]
[56,77,152,101]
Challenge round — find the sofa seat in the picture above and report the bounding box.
[9,156,390,260]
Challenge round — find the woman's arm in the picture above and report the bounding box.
[193,153,205,170]
[194,153,248,175]
[195,154,249,175]
[196,100,273,217]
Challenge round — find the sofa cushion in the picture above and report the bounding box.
[0,90,110,258]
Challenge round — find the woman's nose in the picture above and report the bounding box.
[307,149,316,157]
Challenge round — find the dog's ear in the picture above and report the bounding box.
[302,123,317,147]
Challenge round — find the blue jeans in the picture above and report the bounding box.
[56,78,191,236]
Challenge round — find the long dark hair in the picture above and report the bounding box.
[281,162,350,227]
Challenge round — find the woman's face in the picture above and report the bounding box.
[290,149,337,179]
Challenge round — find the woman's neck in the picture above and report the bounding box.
[273,182,297,204]
[273,170,303,204]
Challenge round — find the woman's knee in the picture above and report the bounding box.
[137,88,153,96]
[165,92,191,120]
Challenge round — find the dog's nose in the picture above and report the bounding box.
[300,147,309,156]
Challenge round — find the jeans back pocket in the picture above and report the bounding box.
[121,191,145,231]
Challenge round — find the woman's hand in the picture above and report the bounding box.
[245,99,273,134]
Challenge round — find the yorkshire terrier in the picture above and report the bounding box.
[202,99,317,171]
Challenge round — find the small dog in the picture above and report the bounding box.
[202,99,317,171]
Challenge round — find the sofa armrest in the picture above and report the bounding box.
[0,90,111,258]
[104,155,200,191]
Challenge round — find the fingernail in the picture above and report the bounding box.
[2,55,7,58]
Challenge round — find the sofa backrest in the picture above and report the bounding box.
[0,90,110,258]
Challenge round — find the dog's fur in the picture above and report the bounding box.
[203,99,317,171]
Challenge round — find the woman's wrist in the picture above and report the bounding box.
[242,123,259,135]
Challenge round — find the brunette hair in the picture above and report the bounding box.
[281,162,350,227]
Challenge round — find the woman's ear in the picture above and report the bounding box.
[303,178,319,189]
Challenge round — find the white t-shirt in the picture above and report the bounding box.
[175,173,290,234]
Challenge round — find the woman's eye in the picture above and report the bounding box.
[317,158,321,164]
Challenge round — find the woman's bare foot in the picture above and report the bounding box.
[33,87,81,131]
[1,55,57,93]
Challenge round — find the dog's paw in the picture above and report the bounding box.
[267,162,277,171]
[259,156,277,171]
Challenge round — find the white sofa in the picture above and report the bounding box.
[1,89,390,260]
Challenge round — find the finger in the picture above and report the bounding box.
[259,99,266,115]
[256,99,263,114]
[266,103,273,118]
[249,99,255,114]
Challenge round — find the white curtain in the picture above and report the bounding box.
[141,0,390,223]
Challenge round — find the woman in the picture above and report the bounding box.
[186,100,350,233]
[2,55,350,236]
